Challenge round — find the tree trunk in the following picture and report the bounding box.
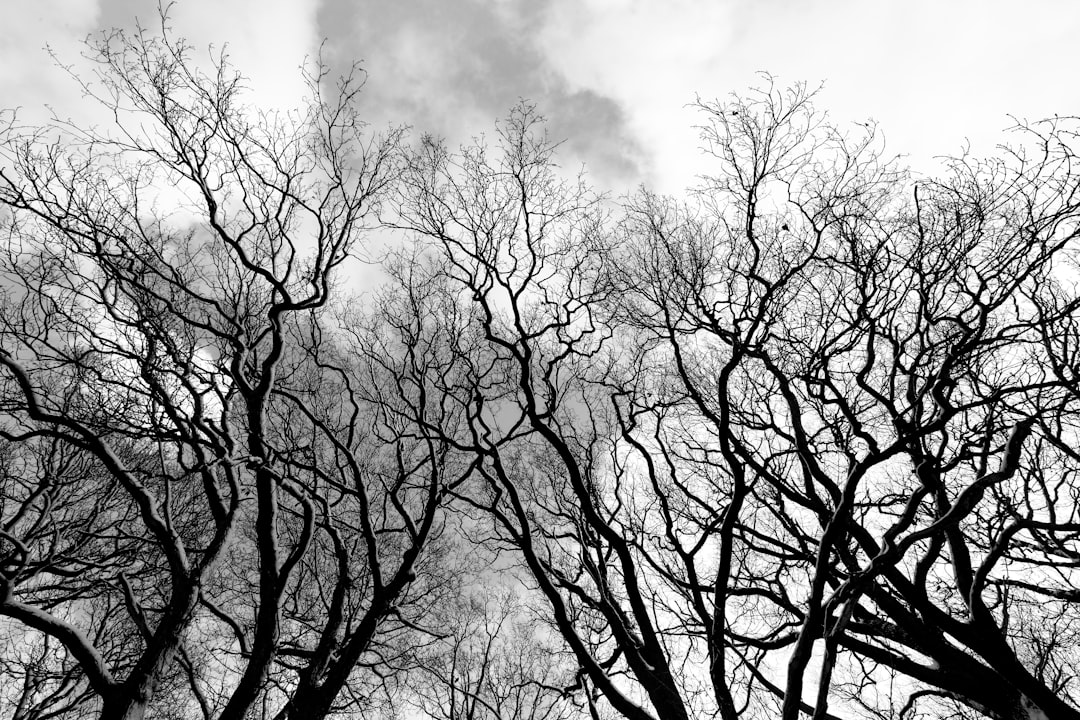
[1006,693,1054,720]
[274,676,336,720]
[958,685,1074,720]
[99,694,148,720]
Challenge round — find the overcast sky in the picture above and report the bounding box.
[3,0,1079,195]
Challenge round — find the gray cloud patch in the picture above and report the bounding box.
[96,0,150,33]
[316,0,649,188]
[550,88,644,184]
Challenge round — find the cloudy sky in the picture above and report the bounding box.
[3,0,1079,195]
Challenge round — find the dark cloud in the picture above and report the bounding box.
[551,88,643,183]
[96,0,162,34]
[316,0,649,188]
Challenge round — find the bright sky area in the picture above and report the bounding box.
[2,0,1078,196]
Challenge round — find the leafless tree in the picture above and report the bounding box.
[5,16,1080,720]
[396,85,1080,720]
[0,16,462,720]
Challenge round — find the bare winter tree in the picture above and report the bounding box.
[3,15,1080,720]
[0,19,464,720]
[396,86,1080,720]
[611,82,1080,720]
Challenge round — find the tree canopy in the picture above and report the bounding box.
[1,21,1078,720]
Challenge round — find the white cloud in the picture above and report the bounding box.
[1,0,321,208]
[4,0,1078,197]
[718,0,1080,172]
[537,0,1080,191]
[164,0,319,113]
[0,0,101,124]
[1,0,319,126]
[538,0,735,191]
